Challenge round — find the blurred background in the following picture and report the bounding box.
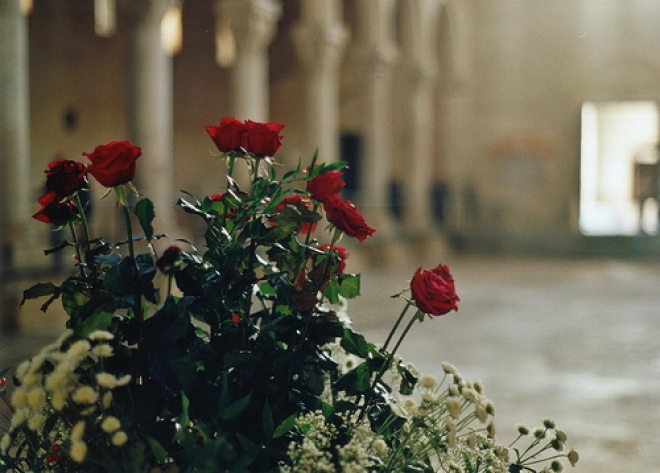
[1,1,660,471]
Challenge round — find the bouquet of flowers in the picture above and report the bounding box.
[0,117,578,472]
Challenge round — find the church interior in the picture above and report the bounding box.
[1,1,660,471]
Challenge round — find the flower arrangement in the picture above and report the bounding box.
[0,117,578,472]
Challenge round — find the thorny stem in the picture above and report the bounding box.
[68,221,85,278]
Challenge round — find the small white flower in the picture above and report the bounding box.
[447,431,457,449]
[92,344,114,358]
[28,413,45,431]
[441,362,457,375]
[487,420,496,439]
[111,431,128,447]
[116,374,132,386]
[0,433,11,452]
[102,391,113,409]
[71,386,99,404]
[419,374,438,388]
[10,408,28,428]
[70,440,87,463]
[21,373,42,390]
[96,373,118,389]
[10,388,27,409]
[67,340,91,360]
[45,371,67,393]
[568,448,579,466]
[71,420,86,441]
[421,392,435,404]
[88,330,114,341]
[475,404,488,423]
[16,360,31,380]
[372,438,388,456]
[27,388,47,411]
[101,416,121,433]
[446,397,462,419]
[51,390,66,411]
[543,418,556,429]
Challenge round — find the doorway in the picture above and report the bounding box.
[579,100,660,235]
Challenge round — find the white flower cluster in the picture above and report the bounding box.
[0,330,131,465]
[280,410,388,473]
[382,361,502,472]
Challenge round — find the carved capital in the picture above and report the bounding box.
[215,0,282,55]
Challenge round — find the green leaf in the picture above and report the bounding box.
[80,310,114,337]
[262,400,274,439]
[135,198,155,241]
[334,362,372,394]
[324,279,340,305]
[146,436,168,464]
[273,413,297,439]
[338,274,360,299]
[219,392,252,420]
[20,282,57,306]
[340,328,375,359]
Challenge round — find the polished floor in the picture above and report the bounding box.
[2,254,659,472]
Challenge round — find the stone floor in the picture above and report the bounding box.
[2,254,659,472]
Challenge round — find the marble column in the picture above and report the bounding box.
[0,0,34,331]
[215,0,281,122]
[397,0,442,235]
[291,0,349,163]
[348,0,398,236]
[126,0,179,239]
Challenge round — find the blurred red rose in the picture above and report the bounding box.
[156,246,182,271]
[324,194,375,243]
[33,192,78,226]
[45,158,87,196]
[313,243,349,274]
[83,141,141,187]
[205,117,247,153]
[410,265,459,316]
[243,120,285,157]
[276,194,317,234]
[306,170,345,204]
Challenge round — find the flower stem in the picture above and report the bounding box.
[74,193,92,251]
[122,204,135,262]
[122,203,143,345]
[381,302,412,351]
[68,222,85,278]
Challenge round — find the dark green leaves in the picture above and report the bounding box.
[135,198,155,241]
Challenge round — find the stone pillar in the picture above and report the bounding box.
[216,0,281,122]
[126,0,179,239]
[0,0,34,331]
[397,0,442,236]
[348,0,398,235]
[291,0,349,163]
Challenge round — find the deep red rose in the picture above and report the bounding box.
[209,193,225,202]
[32,192,78,226]
[410,265,459,316]
[83,140,141,187]
[243,120,285,157]
[205,117,248,153]
[276,194,317,234]
[45,158,87,196]
[306,170,345,204]
[231,314,241,324]
[156,245,182,271]
[313,243,349,275]
[324,194,375,243]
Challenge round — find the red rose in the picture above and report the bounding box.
[83,140,141,187]
[324,194,375,243]
[243,120,285,157]
[410,265,459,316]
[209,193,225,202]
[306,170,345,204]
[156,246,182,271]
[45,158,87,196]
[313,243,349,274]
[276,194,316,234]
[205,117,248,153]
[33,192,78,226]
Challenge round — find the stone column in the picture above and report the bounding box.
[0,0,34,331]
[348,0,398,235]
[397,0,442,236]
[125,0,180,239]
[291,0,349,163]
[216,0,281,122]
